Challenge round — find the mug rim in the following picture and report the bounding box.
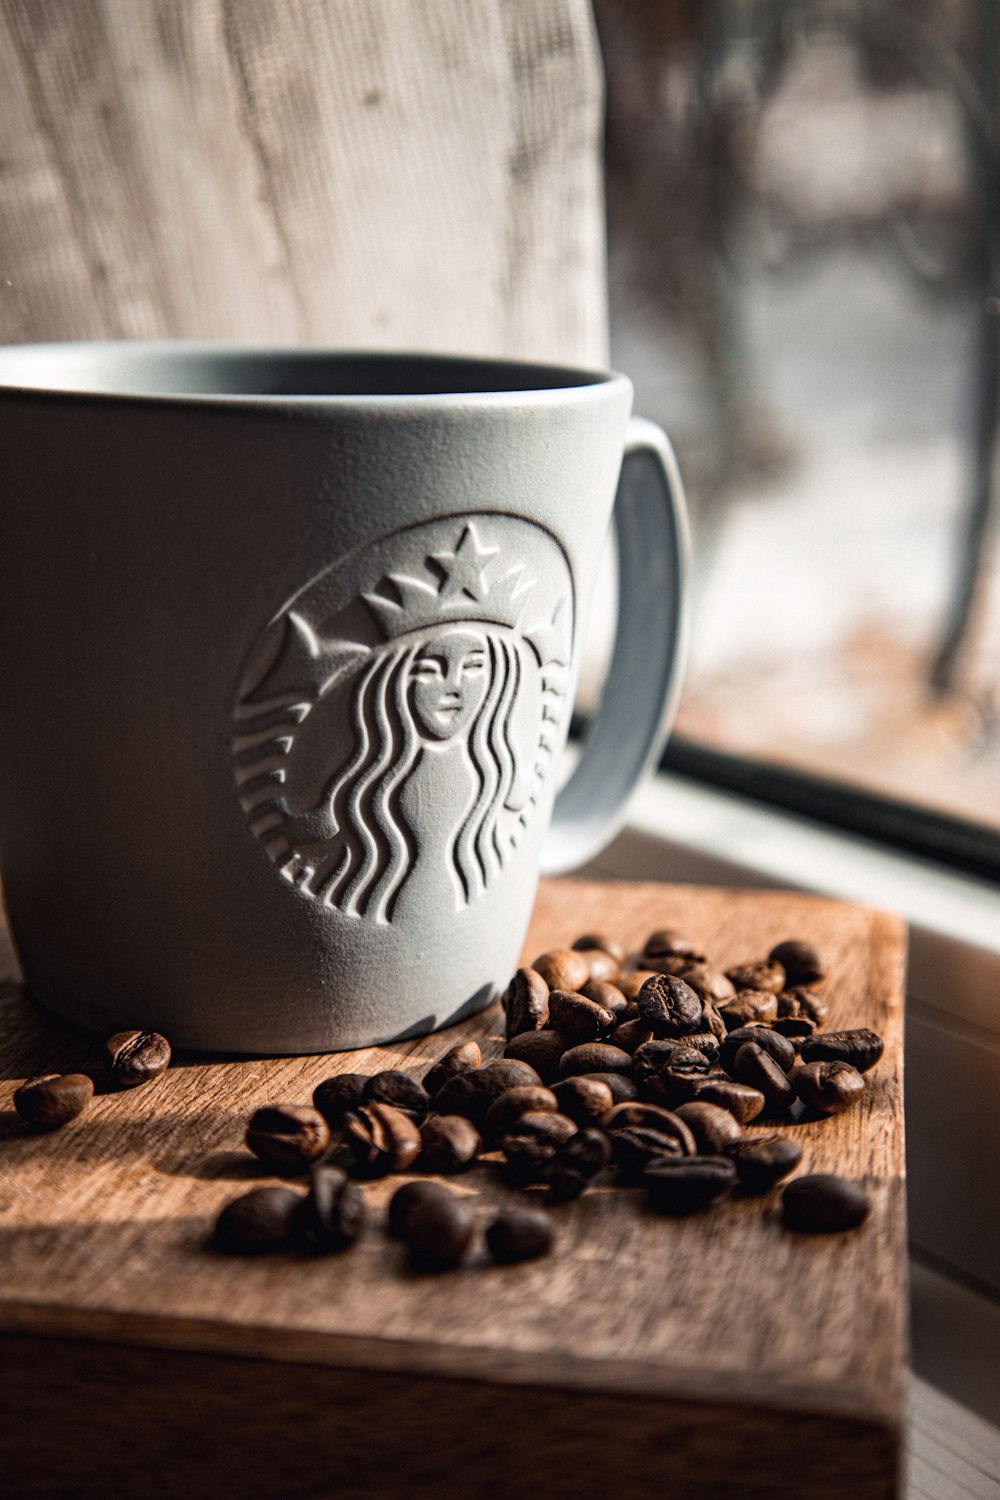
[0,340,630,407]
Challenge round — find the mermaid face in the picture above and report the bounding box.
[408,628,488,740]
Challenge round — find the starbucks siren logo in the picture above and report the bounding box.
[232,516,574,923]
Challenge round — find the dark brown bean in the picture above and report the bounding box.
[609,1017,655,1054]
[726,1134,803,1195]
[799,1029,885,1073]
[292,1165,365,1253]
[636,973,703,1038]
[781,1174,871,1233]
[514,1110,578,1147]
[615,970,657,1000]
[502,967,550,1040]
[486,1208,555,1264]
[576,948,622,985]
[644,1155,737,1215]
[503,1030,565,1082]
[772,1015,818,1039]
[733,1043,796,1112]
[404,1189,474,1269]
[641,929,706,968]
[768,939,826,987]
[778,988,830,1028]
[433,1060,542,1125]
[674,1100,743,1154]
[363,1070,431,1119]
[632,1038,702,1081]
[419,1114,482,1173]
[610,1126,687,1182]
[572,932,626,967]
[581,980,629,1016]
[600,1102,697,1154]
[532,948,590,993]
[13,1073,93,1131]
[794,1060,866,1116]
[343,1102,421,1177]
[586,1071,640,1104]
[724,961,785,994]
[214,1185,300,1254]
[104,1030,171,1089]
[483,1085,558,1144]
[421,1040,482,1097]
[312,1073,367,1128]
[388,1179,455,1239]
[246,1104,330,1171]
[551,1076,615,1127]
[559,1042,633,1078]
[720,1025,796,1077]
[545,1129,612,1202]
[673,964,736,1004]
[719,991,779,1030]
[548,989,616,1042]
[686,1077,766,1124]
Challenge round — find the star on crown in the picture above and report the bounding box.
[362,522,535,638]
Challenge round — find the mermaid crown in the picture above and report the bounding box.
[361,522,534,639]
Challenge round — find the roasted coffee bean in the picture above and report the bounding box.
[641,929,706,968]
[726,1134,803,1195]
[419,1114,482,1173]
[433,1060,542,1125]
[548,989,616,1042]
[545,1129,612,1202]
[486,1208,555,1264]
[609,1017,654,1054]
[686,1077,766,1124]
[503,1029,566,1082]
[644,1155,737,1215]
[611,1126,686,1182]
[586,1071,640,1104]
[615,970,658,1000]
[720,1025,795,1077]
[404,1188,474,1269]
[483,1085,558,1144]
[674,1100,742,1154]
[799,1029,885,1074]
[576,948,622,985]
[388,1179,455,1239]
[636,973,703,1038]
[724,961,785,994]
[681,1032,722,1065]
[292,1165,365,1254]
[631,1038,697,1081]
[581,980,628,1016]
[514,1110,578,1147]
[214,1185,300,1255]
[502,1134,558,1186]
[572,932,626,967]
[246,1104,331,1170]
[781,1174,870,1233]
[772,1015,817,1039]
[699,1001,729,1039]
[312,1072,368,1128]
[719,990,779,1030]
[778,987,830,1028]
[343,1102,421,1177]
[600,1102,696,1154]
[502,967,550,1040]
[673,964,736,1004]
[14,1072,93,1131]
[794,1060,866,1117]
[733,1043,796,1112]
[363,1070,431,1119]
[559,1042,633,1078]
[768,939,826,988]
[104,1030,171,1088]
[551,1076,615,1127]
[532,948,590,993]
[422,1040,482,1097]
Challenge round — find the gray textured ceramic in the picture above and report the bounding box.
[0,344,687,1053]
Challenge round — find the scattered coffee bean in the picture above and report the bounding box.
[13,1072,93,1131]
[572,932,626,967]
[292,1165,365,1254]
[799,1029,885,1074]
[732,1043,796,1112]
[726,1134,803,1195]
[719,991,779,1029]
[433,1060,542,1125]
[686,1077,766,1124]
[794,1060,866,1117]
[577,948,622,984]
[312,1072,368,1127]
[768,939,826,988]
[610,1126,687,1181]
[514,1110,579,1147]
[609,1017,654,1054]
[532,948,590,993]
[214,1185,300,1255]
[483,1085,558,1144]
[551,1076,615,1127]
[559,1042,633,1078]
[641,929,706,969]
[486,1208,555,1264]
[246,1104,330,1171]
[600,1101,697,1155]
[778,988,830,1028]
[680,1031,722,1064]
[644,1155,737,1215]
[636,973,703,1037]
[724,960,785,994]
[781,1174,870,1233]
[545,1128,612,1202]
[502,967,550,1040]
[388,1179,455,1239]
[104,1030,171,1088]
[674,1100,743,1154]
[720,1025,795,1077]
[673,964,736,1004]
[419,1114,482,1173]
[343,1102,421,1177]
[548,989,616,1042]
[615,970,657,1000]
[503,1029,566,1082]
[502,1132,559,1186]
[581,979,628,1015]
[404,1187,474,1269]
[422,1040,482,1097]
[586,1071,640,1104]
[363,1070,431,1119]
[771,1015,818,1039]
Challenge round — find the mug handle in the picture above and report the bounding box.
[540,415,690,875]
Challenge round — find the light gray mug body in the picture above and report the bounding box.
[0,345,687,1053]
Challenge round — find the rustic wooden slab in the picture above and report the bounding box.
[0,878,907,1500]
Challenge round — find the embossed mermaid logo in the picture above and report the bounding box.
[233,516,573,923]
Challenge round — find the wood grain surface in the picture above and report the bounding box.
[0,877,907,1499]
[0,0,607,365]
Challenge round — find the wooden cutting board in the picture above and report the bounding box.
[0,878,907,1500]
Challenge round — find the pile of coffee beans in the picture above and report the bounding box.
[214,925,883,1263]
[13,1028,172,1130]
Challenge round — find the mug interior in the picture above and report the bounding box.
[0,344,611,400]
